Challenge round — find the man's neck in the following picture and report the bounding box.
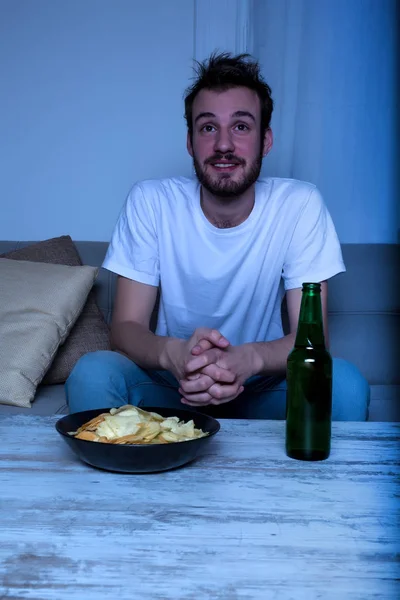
[200,185,256,229]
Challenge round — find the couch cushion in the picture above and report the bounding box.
[328,245,400,385]
[70,242,113,323]
[0,385,67,416]
[329,313,399,385]
[369,385,400,422]
[1,236,111,383]
[330,245,399,313]
[0,259,97,408]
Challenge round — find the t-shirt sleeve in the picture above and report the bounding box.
[102,183,159,286]
[282,186,346,290]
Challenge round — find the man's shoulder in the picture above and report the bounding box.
[132,176,197,198]
[257,177,323,217]
[258,176,317,197]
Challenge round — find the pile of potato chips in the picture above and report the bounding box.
[69,405,208,445]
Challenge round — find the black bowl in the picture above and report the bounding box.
[55,406,220,473]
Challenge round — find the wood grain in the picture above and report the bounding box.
[0,416,399,600]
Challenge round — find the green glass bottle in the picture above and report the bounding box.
[285,282,332,461]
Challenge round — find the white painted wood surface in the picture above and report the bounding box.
[0,416,399,600]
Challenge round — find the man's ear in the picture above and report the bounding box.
[263,128,273,156]
[187,131,194,157]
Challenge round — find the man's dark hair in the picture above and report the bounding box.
[184,51,274,140]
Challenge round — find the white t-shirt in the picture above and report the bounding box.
[102,176,345,345]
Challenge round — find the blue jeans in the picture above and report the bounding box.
[66,351,370,421]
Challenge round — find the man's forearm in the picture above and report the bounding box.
[247,332,296,377]
[110,321,177,371]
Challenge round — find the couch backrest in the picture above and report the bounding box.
[327,245,399,386]
[1,240,398,386]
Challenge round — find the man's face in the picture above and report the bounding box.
[187,86,272,198]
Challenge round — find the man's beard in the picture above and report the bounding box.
[193,151,263,198]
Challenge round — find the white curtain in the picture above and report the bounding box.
[254,0,398,243]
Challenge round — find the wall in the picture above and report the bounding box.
[0,0,398,243]
[0,0,194,241]
[254,0,399,243]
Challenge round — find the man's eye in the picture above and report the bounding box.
[235,123,249,131]
[201,125,216,133]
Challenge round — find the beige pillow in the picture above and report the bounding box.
[1,236,110,384]
[0,258,98,408]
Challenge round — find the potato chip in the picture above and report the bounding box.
[69,405,208,445]
[75,430,99,442]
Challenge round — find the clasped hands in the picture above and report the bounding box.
[169,328,261,407]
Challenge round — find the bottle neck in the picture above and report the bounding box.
[295,288,326,349]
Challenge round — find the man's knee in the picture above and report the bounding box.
[67,350,118,383]
[332,357,370,421]
[66,351,144,404]
[66,351,143,413]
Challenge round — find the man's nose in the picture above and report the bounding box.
[214,128,234,154]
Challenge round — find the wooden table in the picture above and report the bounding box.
[0,416,399,600]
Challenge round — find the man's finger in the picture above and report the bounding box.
[191,329,230,350]
[179,375,214,394]
[200,363,235,383]
[209,386,245,405]
[179,390,213,406]
[191,339,213,355]
[185,348,219,374]
[207,382,243,401]
[181,383,244,407]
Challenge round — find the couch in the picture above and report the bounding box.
[0,240,398,421]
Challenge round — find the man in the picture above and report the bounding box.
[66,52,369,420]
